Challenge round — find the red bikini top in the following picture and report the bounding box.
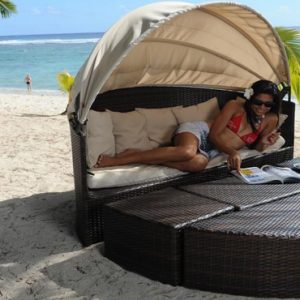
[227,113,261,145]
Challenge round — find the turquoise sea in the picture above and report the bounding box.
[0,32,103,91]
[1,29,299,93]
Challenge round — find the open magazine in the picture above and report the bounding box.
[231,165,300,184]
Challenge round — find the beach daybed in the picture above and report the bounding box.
[68,2,294,246]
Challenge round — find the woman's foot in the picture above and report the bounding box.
[94,149,142,168]
[94,154,116,168]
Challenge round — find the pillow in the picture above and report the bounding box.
[86,110,115,168]
[262,135,286,153]
[136,107,179,147]
[108,110,153,154]
[172,97,219,124]
[278,113,288,128]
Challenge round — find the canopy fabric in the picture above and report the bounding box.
[69,2,290,124]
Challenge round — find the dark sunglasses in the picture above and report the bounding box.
[252,98,275,108]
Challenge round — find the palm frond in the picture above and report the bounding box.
[275,27,300,102]
[0,0,16,18]
[56,71,75,93]
[291,71,300,99]
[276,27,300,56]
[57,71,75,114]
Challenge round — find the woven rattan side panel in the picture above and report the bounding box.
[91,86,239,111]
[70,126,100,245]
[280,100,295,147]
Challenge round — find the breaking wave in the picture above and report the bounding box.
[0,38,99,45]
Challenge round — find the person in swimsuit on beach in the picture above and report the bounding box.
[24,74,32,91]
[94,80,282,172]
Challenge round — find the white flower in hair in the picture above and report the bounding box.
[244,87,254,100]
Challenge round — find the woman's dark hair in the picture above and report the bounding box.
[244,79,281,131]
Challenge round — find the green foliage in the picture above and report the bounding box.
[0,0,16,18]
[56,71,75,114]
[275,27,300,102]
[56,71,75,93]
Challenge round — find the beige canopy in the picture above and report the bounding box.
[69,1,290,124]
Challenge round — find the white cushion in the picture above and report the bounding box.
[262,135,286,153]
[206,136,286,167]
[172,97,219,124]
[87,164,186,189]
[136,107,179,147]
[87,138,285,189]
[108,110,153,154]
[86,110,115,168]
[278,113,288,128]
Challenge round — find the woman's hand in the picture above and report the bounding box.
[227,150,241,171]
[261,130,280,145]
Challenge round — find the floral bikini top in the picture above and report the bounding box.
[226,113,261,145]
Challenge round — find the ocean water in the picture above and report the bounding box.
[1,30,299,94]
[0,32,103,91]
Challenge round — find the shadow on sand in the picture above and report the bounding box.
[1,191,80,265]
[0,192,226,300]
[0,191,146,300]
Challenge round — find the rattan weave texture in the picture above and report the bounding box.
[103,187,233,285]
[277,157,300,168]
[184,193,300,297]
[178,181,300,209]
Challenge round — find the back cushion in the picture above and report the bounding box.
[86,110,115,168]
[278,113,288,128]
[108,110,153,154]
[136,107,179,147]
[172,97,220,124]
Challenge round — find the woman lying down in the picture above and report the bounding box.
[94,80,282,172]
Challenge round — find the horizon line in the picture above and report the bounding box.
[1,25,300,38]
[0,31,105,38]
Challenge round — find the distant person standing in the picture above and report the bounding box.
[24,74,32,91]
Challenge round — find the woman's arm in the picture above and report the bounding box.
[209,100,243,170]
[255,113,279,151]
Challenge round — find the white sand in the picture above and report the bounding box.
[0,91,299,300]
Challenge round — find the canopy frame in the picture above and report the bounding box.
[69,2,290,125]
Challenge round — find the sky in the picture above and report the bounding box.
[0,0,300,36]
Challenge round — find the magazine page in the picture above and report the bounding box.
[261,165,300,183]
[231,167,282,184]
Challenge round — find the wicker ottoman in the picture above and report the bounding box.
[183,193,300,298]
[178,180,300,209]
[103,187,233,285]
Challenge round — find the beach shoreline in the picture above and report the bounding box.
[0,87,65,95]
[0,91,299,299]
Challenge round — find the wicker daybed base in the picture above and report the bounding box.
[104,159,300,298]
[70,86,295,246]
[184,192,300,298]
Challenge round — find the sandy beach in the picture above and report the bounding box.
[0,90,299,300]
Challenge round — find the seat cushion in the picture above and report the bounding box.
[87,164,186,189]
[87,139,284,189]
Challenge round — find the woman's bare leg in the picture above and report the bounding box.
[162,154,208,172]
[161,134,209,172]
[95,133,199,168]
[115,149,141,157]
